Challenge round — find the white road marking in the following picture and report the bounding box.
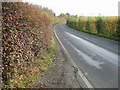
[54,27,94,89]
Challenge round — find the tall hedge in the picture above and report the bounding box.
[66,16,78,29]
[85,17,90,32]
[78,16,86,31]
[102,16,118,36]
[2,2,52,87]
[88,17,97,33]
[66,16,119,41]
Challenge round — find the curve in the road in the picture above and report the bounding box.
[54,23,118,88]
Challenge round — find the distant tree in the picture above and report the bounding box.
[59,13,67,17]
[66,13,70,17]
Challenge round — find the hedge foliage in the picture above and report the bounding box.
[66,16,119,41]
[2,2,56,87]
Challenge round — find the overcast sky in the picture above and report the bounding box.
[23,0,119,16]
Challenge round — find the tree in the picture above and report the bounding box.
[66,13,70,17]
[95,16,104,34]
[85,17,90,31]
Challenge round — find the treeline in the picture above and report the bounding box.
[66,16,119,41]
[2,2,59,88]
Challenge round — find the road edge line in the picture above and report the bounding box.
[53,26,94,89]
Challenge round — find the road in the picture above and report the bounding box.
[54,23,119,88]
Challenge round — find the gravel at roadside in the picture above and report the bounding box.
[28,38,82,88]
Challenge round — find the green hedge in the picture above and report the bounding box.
[66,16,119,41]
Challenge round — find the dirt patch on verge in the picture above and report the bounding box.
[28,39,81,88]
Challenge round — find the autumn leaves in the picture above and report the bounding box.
[2,2,53,87]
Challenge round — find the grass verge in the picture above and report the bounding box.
[13,34,56,88]
[67,25,119,42]
[34,33,56,72]
[81,29,119,41]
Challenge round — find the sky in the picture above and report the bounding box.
[23,0,119,16]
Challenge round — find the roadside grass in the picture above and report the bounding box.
[80,29,119,41]
[18,74,38,88]
[66,25,119,42]
[11,34,56,88]
[35,34,56,72]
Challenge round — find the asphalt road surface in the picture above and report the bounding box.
[54,23,119,88]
